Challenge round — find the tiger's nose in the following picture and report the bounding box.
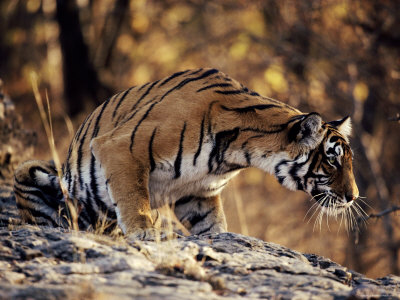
[345,194,358,203]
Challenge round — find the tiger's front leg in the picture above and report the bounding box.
[91,133,169,240]
[173,195,227,235]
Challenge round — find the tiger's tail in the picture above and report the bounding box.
[13,160,72,228]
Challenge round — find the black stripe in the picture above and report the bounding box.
[190,208,214,227]
[244,151,251,165]
[159,69,219,102]
[259,96,299,112]
[84,183,98,228]
[64,163,73,193]
[63,151,71,188]
[326,148,337,155]
[329,136,340,143]
[13,185,59,209]
[188,68,203,76]
[208,128,240,173]
[274,159,289,184]
[149,127,157,172]
[217,128,240,163]
[207,182,228,192]
[174,122,187,179]
[240,115,304,134]
[240,127,286,134]
[89,160,111,217]
[193,116,205,166]
[142,94,157,104]
[116,96,157,128]
[72,111,93,145]
[221,104,280,113]
[64,111,95,190]
[196,224,214,235]
[206,101,219,135]
[130,80,160,112]
[196,83,232,92]
[215,90,244,95]
[240,84,248,92]
[88,99,111,211]
[71,175,77,199]
[137,82,150,92]
[91,98,111,139]
[129,101,158,152]
[110,91,121,104]
[289,153,313,190]
[15,201,60,227]
[112,87,134,119]
[28,178,63,205]
[89,154,98,213]
[303,145,324,190]
[159,70,189,87]
[175,195,194,207]
[14,188,60,214]
[119,109,139,128]
[241,136,265,165]
[114,112,126,127]
[77,117,93,189]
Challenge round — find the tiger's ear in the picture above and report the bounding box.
[329,116,352,141]
[288,113,325,150]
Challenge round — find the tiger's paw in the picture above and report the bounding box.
[126,228,181,242]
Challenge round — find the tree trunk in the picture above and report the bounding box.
[56,0,112,117]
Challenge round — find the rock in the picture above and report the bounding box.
[0,219,399,299]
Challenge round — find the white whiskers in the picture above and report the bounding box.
[305,193,369,232]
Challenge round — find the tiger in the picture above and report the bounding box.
[13,68,359,240]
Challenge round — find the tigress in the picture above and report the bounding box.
[13,68,359,239]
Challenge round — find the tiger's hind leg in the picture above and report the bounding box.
[13,160,70,228]
[173,195,227,236]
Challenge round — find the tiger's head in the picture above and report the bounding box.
[273,113,359,216]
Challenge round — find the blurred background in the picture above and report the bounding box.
[0,0,399,278]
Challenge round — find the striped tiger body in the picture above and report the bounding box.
[14,68,359,238]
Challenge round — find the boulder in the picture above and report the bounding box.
[0,193,399,300]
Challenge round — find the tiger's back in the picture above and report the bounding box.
[14,68,360,238]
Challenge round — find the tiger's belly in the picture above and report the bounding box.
[65,150,240,213]
[148,154,241,208]
[149,171,239,208]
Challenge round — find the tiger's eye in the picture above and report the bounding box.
[328,156,336,164]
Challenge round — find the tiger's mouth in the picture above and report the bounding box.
[307,190,366,231]
[306,192,349,223]
[314,192,350,210]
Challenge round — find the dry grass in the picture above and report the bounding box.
[30,72,79,231]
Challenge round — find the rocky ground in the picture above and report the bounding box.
[1,191,400,300]
[1,83,399,299]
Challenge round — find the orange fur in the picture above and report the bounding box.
[14,68,359,237]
